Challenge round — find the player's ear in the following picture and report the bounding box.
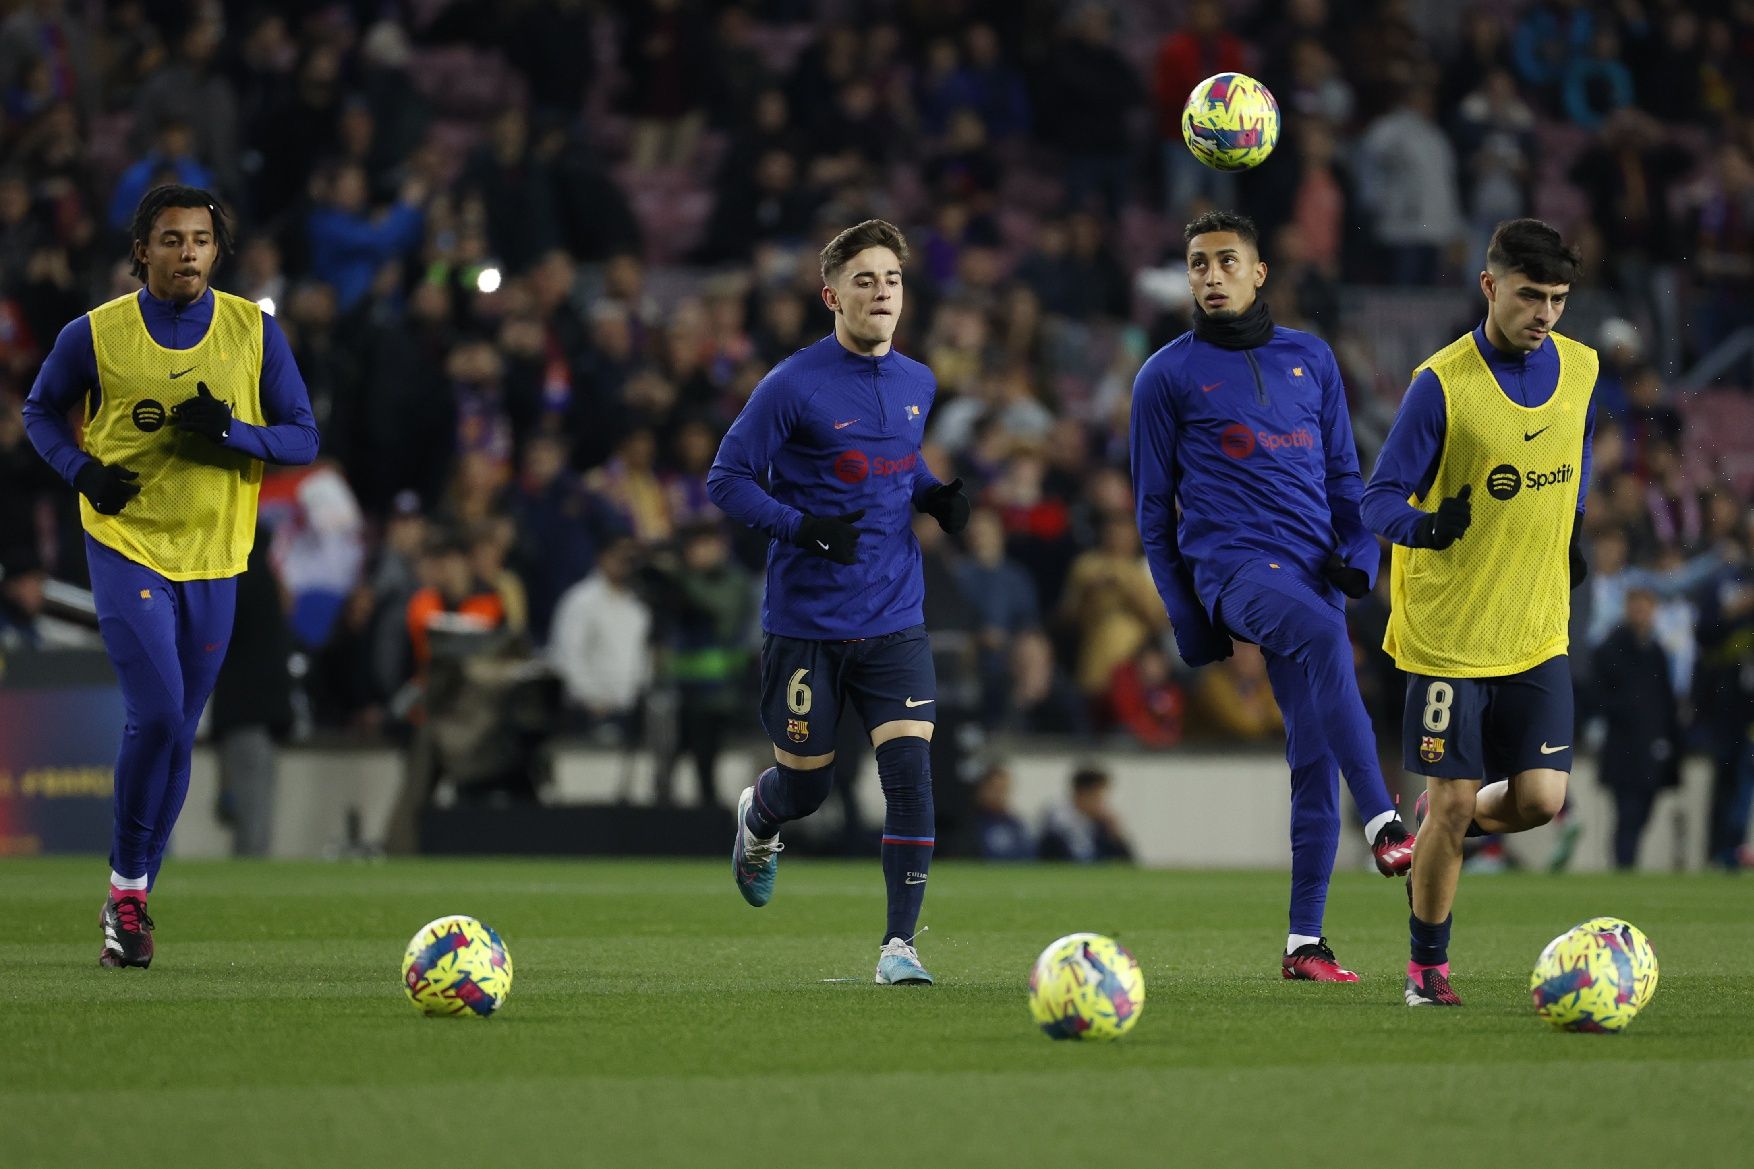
[1480,270,1496,302]
[1255,260,1267,288]
[821,284,840,314]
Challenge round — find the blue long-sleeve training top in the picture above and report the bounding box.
[22,287,320,485]
[1130,325,1375,634]
[1362,322,1594,545]
[707,333,942,640]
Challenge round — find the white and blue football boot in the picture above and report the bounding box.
[875,937,934,985]
[732,786,783,907]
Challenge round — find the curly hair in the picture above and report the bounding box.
[128,184,233,281]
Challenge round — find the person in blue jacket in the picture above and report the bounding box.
[707,219,968,987]
[1130,210,1414,982]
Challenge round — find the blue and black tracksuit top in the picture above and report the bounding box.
[707,333,942,641]
[1130,325,1375,634]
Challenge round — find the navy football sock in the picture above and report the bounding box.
[876,738,934,945]
[747,762,834,838]
[1409,911,1453,967]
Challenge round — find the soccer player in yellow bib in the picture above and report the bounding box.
[1362,219,1596,1007]
[21,185,318,968]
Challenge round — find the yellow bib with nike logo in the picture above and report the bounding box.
[1384,330,1596,678]
[81,290,266,580]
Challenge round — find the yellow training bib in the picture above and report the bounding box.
[81,290,266,579]
[1384,330,1597,677]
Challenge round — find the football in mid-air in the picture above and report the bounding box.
[1028,932,1145,1041]
[1530,919,1649,1033]
[402,915,514,1018]
[1181,72,1281,172]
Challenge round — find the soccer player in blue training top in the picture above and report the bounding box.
[1130,211,1416,982]
[22,185,318,967]
[1363,219,1596,1008]
[707,219,967,986]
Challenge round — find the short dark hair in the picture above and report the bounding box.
[1071,765,1110,795]
[1184,209,1260,251]
[1486,218,1579,285]
[820,219,909,283]
[129,184,233,280]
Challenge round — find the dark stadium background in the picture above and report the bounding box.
[0,0,1749,868]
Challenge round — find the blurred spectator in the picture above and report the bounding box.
[1688,143,1754,368]
[967,762,1036,861]
[405,533,507,684]
[130,14,237,193]
[305,162,425,312]
[1593,587,1682,869]
[622,0,712,171]
[1154,0,1248,216]
[1058,512,1166,699]
[1454,69,1534,261]
[508,433,620,644]
[649,524,755,808]
[1190,642,1283,742]
[1040,765,1135,863]
[210,531,296,858]
[549,536,652,741]
[107,120,212,231]
[1041,5,1142,217]
[462,107,559,277]
[1105,642,1187,748]
[1511,0,1595,93]
[1357,83,1464,284]
[956,507,1042,725]
[1693,531,1754,870]
[1562,23,1633,130]
[0,543,47,649]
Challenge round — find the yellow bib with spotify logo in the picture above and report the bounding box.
[82,290,266,580]
[1384,330,1596,678]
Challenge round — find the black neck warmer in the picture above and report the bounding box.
[1192,299,1275,350]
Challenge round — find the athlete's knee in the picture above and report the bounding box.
[763,758,835,818]
[1516,771,1567,825]
[874,736,933,812]
[1426,781,1480,838]
[126,698,183,750]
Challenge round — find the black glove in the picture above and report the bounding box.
[793,509,866,565]
[74,460,141,515]
[170,380,231,443]
[1321,551,1371,599]
[1173,616,1234,668]
[1413,484,1471,550]
[915,477,970,534]
[1569,518,1587,590]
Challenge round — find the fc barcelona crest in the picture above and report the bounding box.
[1420,736,1445,764]
[786,717,809,744]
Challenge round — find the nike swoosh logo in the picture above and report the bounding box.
[904,877,927,885]
[1539,742,1569,754]
[817,540,831,551]
[834,419,858,429]
[903,697,934,708]
[1201,381,1223,393]
[1524,427,1550,441]
[169,367,197,379]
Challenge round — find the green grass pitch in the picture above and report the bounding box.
[4,858,1751,1168]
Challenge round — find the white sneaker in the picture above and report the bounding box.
[874,937,934,985]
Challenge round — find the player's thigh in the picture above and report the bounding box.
[759,632,845,758]
[1483,655,1576,778]
[87,539,184,718]
[1217,562,1346,663]
[1402,672,1486,781]
[843,624,938,738]
[175,576,238,723]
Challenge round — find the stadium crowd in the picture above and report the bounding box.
[0,0,1750,864]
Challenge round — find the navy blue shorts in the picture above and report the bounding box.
[1402,655,1575,780]
[759,624,936,756]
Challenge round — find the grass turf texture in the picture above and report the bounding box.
[4,859,1750,1169]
